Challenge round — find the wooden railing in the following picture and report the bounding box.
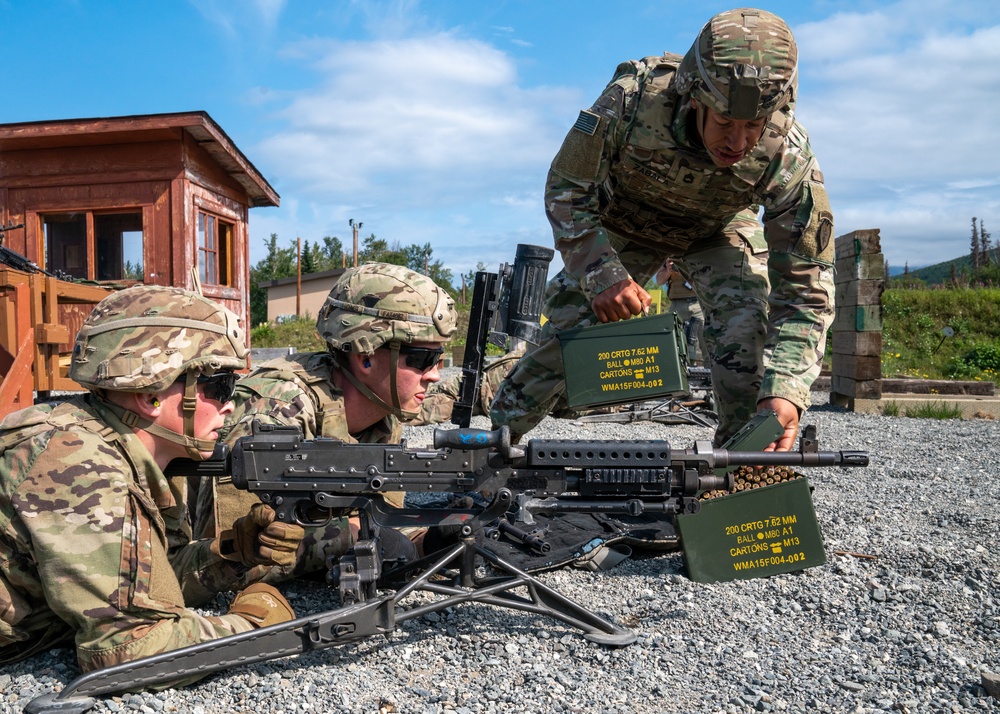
[0,268,113,421]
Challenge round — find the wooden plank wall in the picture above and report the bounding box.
[830,229,884,408]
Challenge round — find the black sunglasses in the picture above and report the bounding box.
[197,371,238,403]
[395,345,445,372]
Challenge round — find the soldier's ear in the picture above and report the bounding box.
[346,352,370,375]
[142,392,163,417]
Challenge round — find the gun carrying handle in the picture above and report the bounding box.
[433,426,511,454]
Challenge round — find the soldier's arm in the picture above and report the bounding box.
[18,434,256,674]
[759,121,836,414]
[545,69,639,302]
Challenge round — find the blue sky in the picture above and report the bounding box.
[3,0,999,281]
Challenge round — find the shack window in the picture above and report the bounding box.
[198,211,233,286]
[43,211,144,281]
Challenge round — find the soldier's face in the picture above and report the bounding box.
[694,100,768,167]
[368,341,443,413]
[154,378,234,457]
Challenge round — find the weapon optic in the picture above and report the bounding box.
[452,243,553,428]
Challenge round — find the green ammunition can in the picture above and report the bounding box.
[557,312,688,409]
[677,478,827,583]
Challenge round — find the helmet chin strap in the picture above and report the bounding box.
[338,345,421,421]
[99,372,216,460]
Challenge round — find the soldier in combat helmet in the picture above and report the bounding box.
[193,262,459,566]
[0,286,303,677]
[491,7,835,451]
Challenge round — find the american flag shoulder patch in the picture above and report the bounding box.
[572,110,600,136]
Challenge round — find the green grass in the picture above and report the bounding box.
[902,400,965,420]
[881,287,1000,385]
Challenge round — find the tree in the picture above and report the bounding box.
[300,239,317,275]
[320,235,344,270]
[249,233,297,326]
[358,234,407,265]
[401,242,454,293]
[980,219,992,266]
[971,216,981,270]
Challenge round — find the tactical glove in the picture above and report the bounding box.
[213,503,305,568]
[228,583,295,628]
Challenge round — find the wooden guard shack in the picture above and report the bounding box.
[0,111,278,418]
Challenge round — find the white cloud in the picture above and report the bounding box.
[258,35,573,195]
[252,32,578,277]
[794,0,1000,267]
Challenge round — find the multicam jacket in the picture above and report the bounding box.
[0,396,254,670]
[203,352,403,537]
[546,53,835,406]
[221,351,400,444]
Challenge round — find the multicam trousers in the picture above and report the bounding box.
[490,228,771,446]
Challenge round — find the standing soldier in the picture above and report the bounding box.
[0,286,302,677]
[491,7,834,451]
[193,262,458,565]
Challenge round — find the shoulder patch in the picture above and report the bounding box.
[573,110,600,136]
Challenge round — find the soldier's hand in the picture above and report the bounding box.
[228,583,295,628]
[214,503,306,568]
[757,397,800,452]
[592,279,651,323]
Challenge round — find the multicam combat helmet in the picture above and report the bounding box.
[71,284,247,391]
[70,284,247,458]
[676,8,797,121]
[317,263,457,355]
[316,263,457,420]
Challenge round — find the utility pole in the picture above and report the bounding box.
[296,236,302,317]
[349,218,362,268]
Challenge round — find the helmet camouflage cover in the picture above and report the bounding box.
[70,285,248,393]
[676,7,798,120]
[317,263,458,355]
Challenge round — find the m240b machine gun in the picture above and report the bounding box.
[28,425,867,713]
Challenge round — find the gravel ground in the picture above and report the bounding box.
[4,387,999,714]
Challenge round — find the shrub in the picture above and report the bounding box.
[945,342,1000,379]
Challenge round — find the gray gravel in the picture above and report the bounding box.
[4,390,999,714]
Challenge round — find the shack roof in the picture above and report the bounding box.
[0,111,279,207]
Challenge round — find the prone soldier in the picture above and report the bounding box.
[192,262,459,568]
[0,286,303,677]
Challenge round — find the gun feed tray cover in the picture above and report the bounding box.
[557,311,688,409]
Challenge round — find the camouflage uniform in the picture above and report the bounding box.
[407,347,525,426]
[0,286,260,672]
[491,8,835,445]
[192,351,395,572]
[196,263,458,567]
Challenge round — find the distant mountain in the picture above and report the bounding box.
[888,248,1000,284]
